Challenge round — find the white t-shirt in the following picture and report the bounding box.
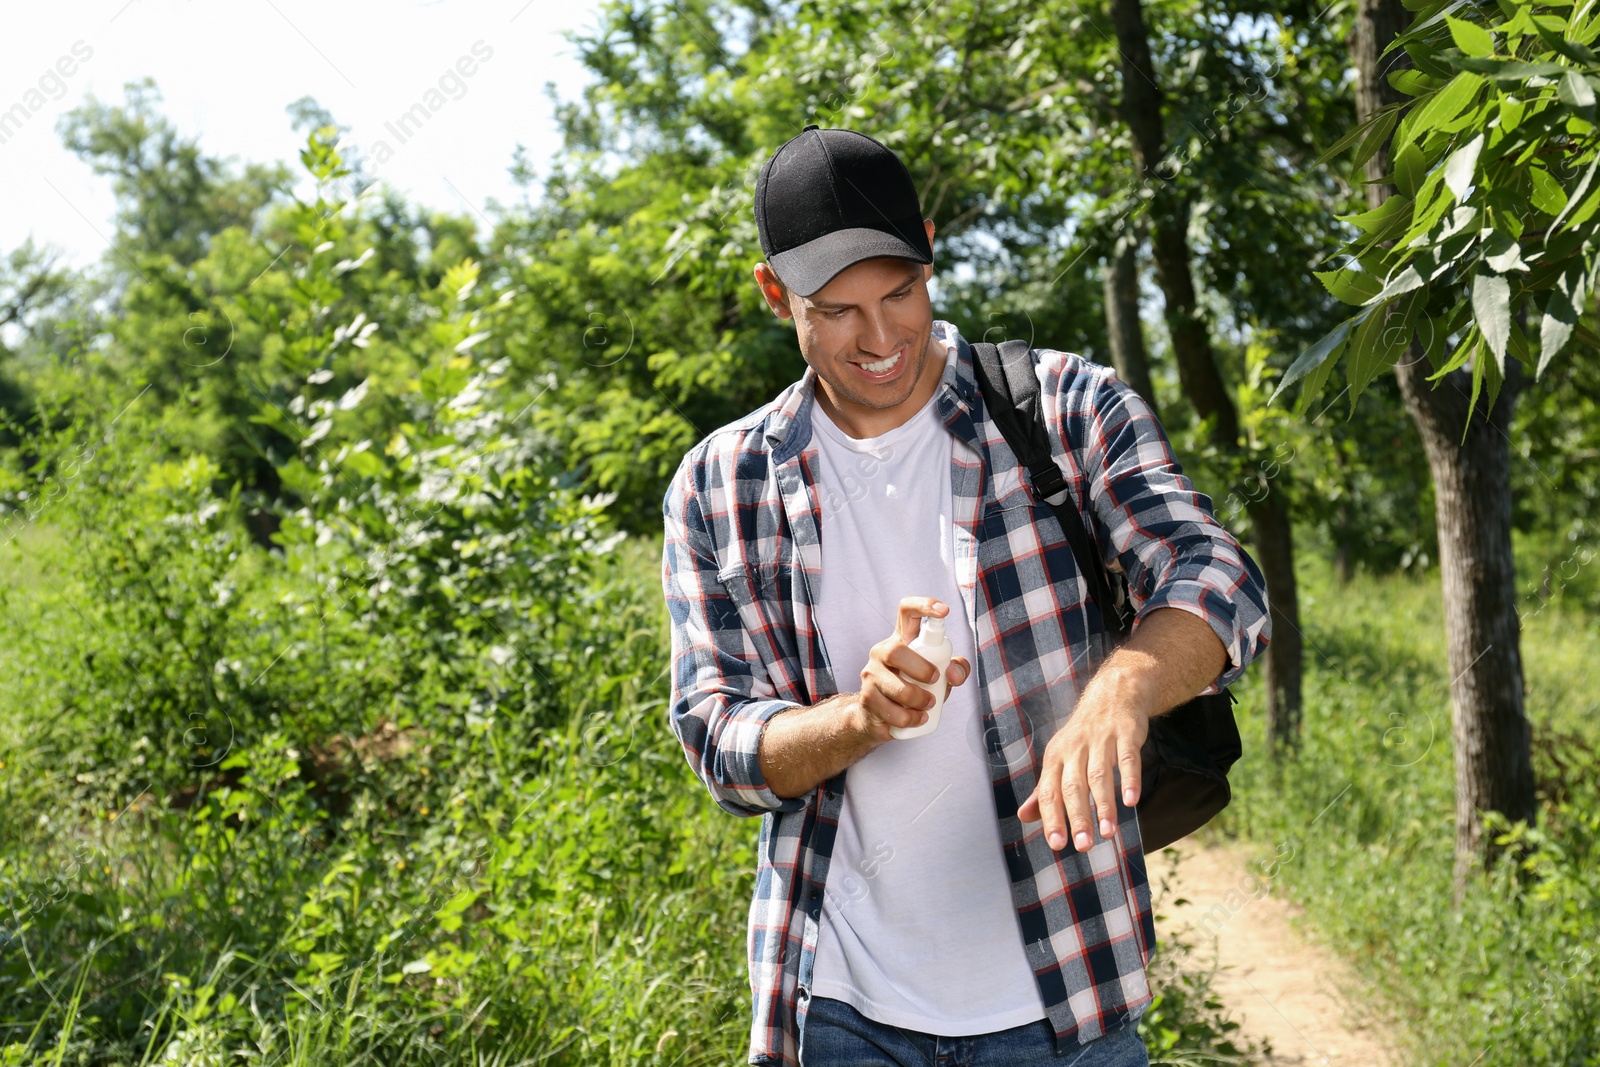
[806,344,1047,1034]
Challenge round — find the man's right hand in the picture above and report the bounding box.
[851,596,972,743]
[758,597,975,799]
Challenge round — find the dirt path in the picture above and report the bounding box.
[1149,841,1400,1066]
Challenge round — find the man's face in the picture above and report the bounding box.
[756,222,941,437]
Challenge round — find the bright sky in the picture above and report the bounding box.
[1,0,604,270]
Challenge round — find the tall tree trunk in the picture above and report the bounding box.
[1250,490,1303,746]
[1102,234,1159,419]
[1351,0,1537,889]
[1109,0,1303,751]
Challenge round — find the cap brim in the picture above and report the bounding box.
[768,227,931,298]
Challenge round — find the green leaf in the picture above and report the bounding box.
[1539,258,1591,374]
[1482,231,1527,273]
[1272,317,1353,404]
[1507,311,1534,371]
[341,449,385,479]
[1400,170,1454,244]
[1495,2,1532,37]
[1447,15,1495,56]
[1442,100,1493,135]
[1552,156,1600,231]
[1388,69,1441,96]
[1348,292,1419,403]
[1472,271,1513,369]
[1560,70,1597,117]
[1350,110,1401,173]
[1529,166,1569,215]
[1315,268,1384,304]
[1564,181,1600,230]
[1498,95,1528,132]
[1420,312,1451,370]
[1465,340,1489,436]
[1300,338,1344,411]
[1370,263,1427,304]
[1402,33,1459,79]
[1536,19,1600,66]
[1316,107,1398,168]
[1430,324,1479,380]
[1347,304,1390,404]
[1394,143,1427,198]
[1454,56,1570,80]
[1444,133,1485,199]
[1414,72,1487,135]
[1341,194,1414,237]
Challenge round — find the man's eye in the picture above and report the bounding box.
[824,308,848,319]
[890,289,911,300]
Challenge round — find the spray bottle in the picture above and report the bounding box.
[890,616,954,740]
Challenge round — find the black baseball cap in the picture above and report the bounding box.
[754,125,932,298]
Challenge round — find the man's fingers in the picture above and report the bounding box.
[858,684,924,733]
[861,659,931,726]
[895,596,947,643]
[884,642,939,686]
[1017,787,1039,823]
[1061,747,1094,852]
[947,657,971,687]
[867,652,935,708]
[1034,747,1082,852]
[1086,741,1118,841]
[1118,730,1143,808]
[1030,710,1148,851]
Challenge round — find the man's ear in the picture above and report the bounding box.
[754,263,794,320]
[922,218,937,280]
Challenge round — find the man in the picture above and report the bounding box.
[661,125,1270,1067]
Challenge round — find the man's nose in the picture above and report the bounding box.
[857,310,900,356]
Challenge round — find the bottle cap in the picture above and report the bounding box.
[922,616,946,639]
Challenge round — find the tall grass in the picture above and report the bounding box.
[0,529,756,1065]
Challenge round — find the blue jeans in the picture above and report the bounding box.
[797,994,1150,1067]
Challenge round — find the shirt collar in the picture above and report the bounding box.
[765,319,979,461]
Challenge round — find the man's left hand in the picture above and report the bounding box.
[1016,607,1228,852]
[1016,670,1151,851]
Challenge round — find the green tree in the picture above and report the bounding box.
[38,86,496,544]
[58,79,292,272]
[1279,0,1600,886]
[0,240,77,442]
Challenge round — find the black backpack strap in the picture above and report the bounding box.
[971,340,1131,639]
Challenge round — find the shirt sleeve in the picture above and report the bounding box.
[1066,369,1272,693]
[661,455,808,818]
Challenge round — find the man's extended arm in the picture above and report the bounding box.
[755,693,869,800]
[1020,362,1271,852]
[1091,606,1228,722]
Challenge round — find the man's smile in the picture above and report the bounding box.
[848,345,909,382]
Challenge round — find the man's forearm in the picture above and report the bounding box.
[757,694,877,800]
[1090,606,1229,718]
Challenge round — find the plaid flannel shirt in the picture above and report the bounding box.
[661,320,1270,1065]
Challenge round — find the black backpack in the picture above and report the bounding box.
[971,339,1241,853]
